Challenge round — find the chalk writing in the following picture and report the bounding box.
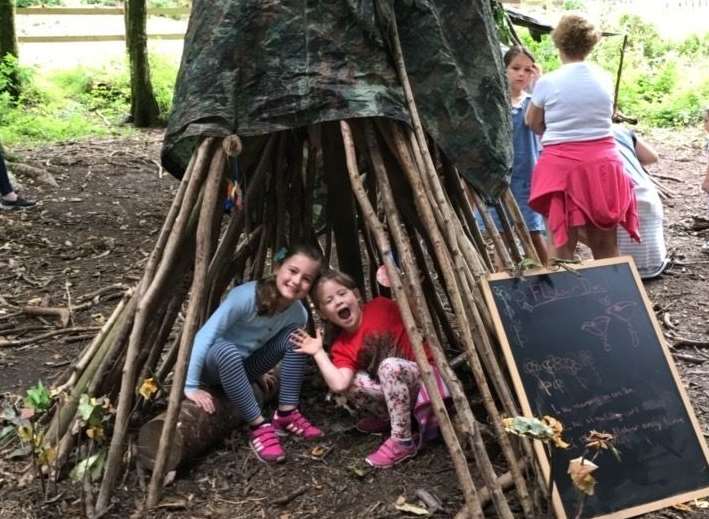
[506,276,606,312]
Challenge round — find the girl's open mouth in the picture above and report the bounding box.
[337,308,351,320]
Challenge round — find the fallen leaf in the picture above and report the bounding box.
[394,496,431,516]
[311,445,327,457]
[695,499,709,509]
[567,457,598,496]
[138,378,158,400]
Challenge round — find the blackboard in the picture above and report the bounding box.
[481,258,709,519]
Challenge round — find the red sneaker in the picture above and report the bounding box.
[272,409,323,440]
[365,437,417,469]
[249,423,286,463]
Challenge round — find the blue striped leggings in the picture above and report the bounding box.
[203,326,305,422]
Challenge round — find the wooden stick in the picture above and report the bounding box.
[363,121,521,518]
[382,121,531,519]
[20,306,71,328]
[468,187,514,271]
[146,143,227,508]
[341,120,485,519]
[52,290,131,394]
[96,138,214,515]
[0,326,100,348]
[502,190,540,264]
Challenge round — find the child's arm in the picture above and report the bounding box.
[525,103,546,135]
[633,134,659,166]
[291,328,355,393]
[184,286,252,391]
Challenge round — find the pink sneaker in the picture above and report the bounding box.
[272,409,324,440]
[249,423,286,463]
[355,415,390,435]
[365,437,417,469]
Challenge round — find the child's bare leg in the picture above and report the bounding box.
[530,231,549,265]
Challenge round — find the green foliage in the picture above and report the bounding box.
[562,0,586,10]
[15,0,61,7]
[518,13,709,129]
[24,381,52,413]
[0,53,178,146]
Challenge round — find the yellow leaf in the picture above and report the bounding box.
[567,457,598,496]
[86,425,105,442]
[311,445,326,457]
[17,424,33,443]
[543,415,570,449]
[37,446,57,466]
[138,378,158,400]
[694,499,709,509]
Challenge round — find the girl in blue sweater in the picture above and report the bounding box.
[184,244,324,463]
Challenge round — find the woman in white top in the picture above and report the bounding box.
[525,14,639,260]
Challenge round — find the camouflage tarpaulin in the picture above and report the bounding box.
[161,0,512,197]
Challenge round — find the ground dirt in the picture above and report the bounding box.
[0,127,708,519]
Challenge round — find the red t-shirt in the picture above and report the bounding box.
[330,297,418,371]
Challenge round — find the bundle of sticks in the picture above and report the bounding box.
[41,23,550,519]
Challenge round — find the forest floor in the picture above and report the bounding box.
[0,127,708,519]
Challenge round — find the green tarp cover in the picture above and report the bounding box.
[161,0,512,197]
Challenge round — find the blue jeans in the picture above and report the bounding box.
[0,150,13,196]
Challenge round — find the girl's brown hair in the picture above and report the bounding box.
[309,268,357,309]
[551,14,601,60]
[503,45,535,68]
[255,244,323,316]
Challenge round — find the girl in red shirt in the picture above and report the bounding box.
[291,269,428,469]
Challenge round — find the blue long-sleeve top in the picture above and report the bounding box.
[185,281,307,389]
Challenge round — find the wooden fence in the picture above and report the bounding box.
[16,6,190,44]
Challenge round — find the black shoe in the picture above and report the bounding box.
[0,196,36,209]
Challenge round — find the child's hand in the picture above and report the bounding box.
[184,388,216,414]
[529,63,542,91]
[291,328,324,356]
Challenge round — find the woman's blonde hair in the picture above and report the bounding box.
[255,243,323,315]
[551,14,601,60]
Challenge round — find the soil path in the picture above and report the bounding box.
[0,127,708,518]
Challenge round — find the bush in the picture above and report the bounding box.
[518,13,709,128]
[15,0,61,7]
[0,53,179,146]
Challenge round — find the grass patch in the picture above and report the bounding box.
[0,53,178,147]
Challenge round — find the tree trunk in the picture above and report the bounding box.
[124,0,160,127]
[0,0,19,98]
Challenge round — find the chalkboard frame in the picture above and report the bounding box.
[481,257,709,519]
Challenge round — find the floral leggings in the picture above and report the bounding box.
[346,357,421,441]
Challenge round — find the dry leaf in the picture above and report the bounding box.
[543,416,570,449]
[694,499,709,509]
[394,496,431,516]
[311,445,326,457]
[138,378,158,400]
[567,457,598,496]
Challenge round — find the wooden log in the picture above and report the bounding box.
[137,385,266,472]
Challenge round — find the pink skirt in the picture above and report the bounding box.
[529,137,640,248]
